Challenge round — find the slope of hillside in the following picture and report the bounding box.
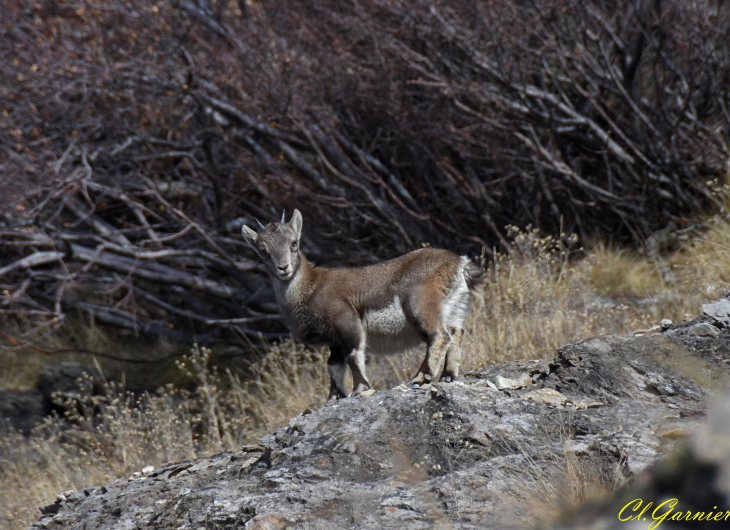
[32,315,729,529]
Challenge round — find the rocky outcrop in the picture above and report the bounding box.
[0,389,44,433]
[37,362,111,413]
[555,392,730,530]
[543,304,730,529]
[32,320,730,530]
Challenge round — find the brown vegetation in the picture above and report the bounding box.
[1,0,729,346]
[2,0,730,527]
[5,217,730,527]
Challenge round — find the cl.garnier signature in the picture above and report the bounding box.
[619,498,730,529]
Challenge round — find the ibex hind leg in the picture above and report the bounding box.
[410,332,450,387]
[439,263,473,383]
[405,286,450,387]
[440,328,464,382]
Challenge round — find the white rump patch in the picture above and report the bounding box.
[364,296,423,355]
[441,256,472,330]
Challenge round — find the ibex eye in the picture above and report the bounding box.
[291,241,298,251]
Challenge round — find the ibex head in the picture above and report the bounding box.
[242,209,303,281]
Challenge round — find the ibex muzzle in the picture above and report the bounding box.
[243,209,484,402]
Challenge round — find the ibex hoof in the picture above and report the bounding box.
[409,373,432,387]
[326,391,346,404]
[351,384,371,397]
[441,375,453,383]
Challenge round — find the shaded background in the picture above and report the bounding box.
[1,0,728,347]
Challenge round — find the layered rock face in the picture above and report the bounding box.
[554,392,730,530]
[32,319,729,530]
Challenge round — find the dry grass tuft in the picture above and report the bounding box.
[511,443,627,527]
[490,418,629,528]
[464,228,652,370]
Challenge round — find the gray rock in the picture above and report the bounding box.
[521,388,568,406]
[703,296,730,326]
[555,391,730,529]
[0,389,44,433]
[582,338,613,355]
[38,362,110,411]
[494,373,532,390]
[32,321,728,530]
[688,322,721,337]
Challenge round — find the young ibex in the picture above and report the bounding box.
[242,210,484,402]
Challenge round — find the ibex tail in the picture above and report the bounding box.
[464,260,485,293]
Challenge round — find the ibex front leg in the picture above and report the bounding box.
[331,311,371,399]
[347,342,371,396]
[338,311,370,396]
[327,346,349,403]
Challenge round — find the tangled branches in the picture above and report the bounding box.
[0,0,728,351]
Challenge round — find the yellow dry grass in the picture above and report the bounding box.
[5,208,730,528]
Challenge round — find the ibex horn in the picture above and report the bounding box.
[281,210,286,223]
[255,218,265,229]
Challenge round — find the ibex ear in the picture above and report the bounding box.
[290,209,303,239]
[242,225,259,247]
